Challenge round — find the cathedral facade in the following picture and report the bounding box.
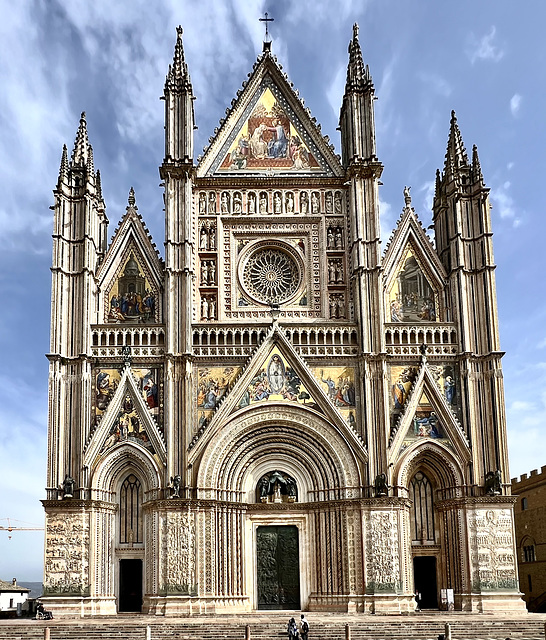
[43,26,525,616]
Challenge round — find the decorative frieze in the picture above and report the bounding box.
[365,512,401,593]
[161,511,196,595]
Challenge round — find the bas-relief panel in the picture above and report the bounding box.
[312,366,357,428]
[44,512,90,596]
[107,254,157,323]
[219,88,321,172]
[237,348,319,411]
[196,365,242,429]
[93,366,163,430]
[468,509,518,591]
[388,247,438,323]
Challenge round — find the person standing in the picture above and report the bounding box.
[287,617,298,640]
[299,614,309,640]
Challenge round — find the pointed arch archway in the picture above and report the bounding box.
[90,443,163,613]
[394,441,467,610]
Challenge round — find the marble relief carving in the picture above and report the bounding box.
[44,512,90,596]
[162,511,196,595]
[468,509,518,591]
[366,512,400,592]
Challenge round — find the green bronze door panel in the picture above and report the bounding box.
[257,525,300,609]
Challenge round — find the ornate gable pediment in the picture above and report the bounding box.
[84,365,167,472]
[388,357,470,465]
[383,203,447,323]
[96,198,164,324]
[197,54,343,177]
[189,325,366,462]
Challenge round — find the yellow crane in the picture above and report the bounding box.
[0,518,44,539]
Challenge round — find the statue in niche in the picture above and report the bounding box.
[170,475,181,498]
[256,470,297,503]
[374,473,388,497]
[62,474,75,499]
[485,470,502,496]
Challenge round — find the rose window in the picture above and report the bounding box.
[242,248,302,304]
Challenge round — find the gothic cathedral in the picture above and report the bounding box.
[43,26,525,616]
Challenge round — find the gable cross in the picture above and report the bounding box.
[259,12,274,42]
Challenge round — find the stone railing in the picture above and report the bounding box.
[91,324,165,358]
[385,322,458,356]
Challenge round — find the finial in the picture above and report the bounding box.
[403,185,412,207]
[128,186,137,208]
[353,23,359,41]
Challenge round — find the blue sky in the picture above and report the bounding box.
[0,0,544,581]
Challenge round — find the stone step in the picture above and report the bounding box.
[1,617,545,640]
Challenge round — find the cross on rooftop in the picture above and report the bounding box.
[259,12,274,42]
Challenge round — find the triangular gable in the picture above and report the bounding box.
[197,54,343,177]
[97,204,164,323]
[84,365,167,470]
[189,326,366,461]
[388,358,470,464]
[383,205,447,323]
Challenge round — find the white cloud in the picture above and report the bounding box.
[467,26,504,64]
[491,180,521,227]
[510,93,522,117]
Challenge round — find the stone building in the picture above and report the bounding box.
[511,467,546,611]
[42,25,525,616]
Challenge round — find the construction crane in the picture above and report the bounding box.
[0,518,44,540]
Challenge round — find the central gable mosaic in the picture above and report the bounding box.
[215,86,326,174]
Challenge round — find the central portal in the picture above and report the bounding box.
[257,525,300,609]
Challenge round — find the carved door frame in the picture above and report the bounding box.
[246,512,309,611]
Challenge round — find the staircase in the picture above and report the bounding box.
[1,614,546,640]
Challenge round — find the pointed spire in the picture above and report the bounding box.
[471,144,483,183]
[165,26,192,91]
[345,23,371,91]
[96,169,103,200]
[58,144,69,184]
[71,112,90,165]
[444,110,469,175]
[127,186,137,209]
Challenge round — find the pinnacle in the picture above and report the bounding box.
[71,111,91,165]
[345,22,371,91]
[471,144,483,182]
[443,109,469,175]
[58,144,69,185]
[165,25,192,91]
[96,170,103,200]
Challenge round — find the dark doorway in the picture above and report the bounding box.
[257,525,300,609]
[413,556,438,609]
[119,559,142,612]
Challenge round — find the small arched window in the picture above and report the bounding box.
[521,497,528,510]
[410,471,435,543]
[119,474,142,544]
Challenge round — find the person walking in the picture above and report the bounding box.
[299,614,309,640]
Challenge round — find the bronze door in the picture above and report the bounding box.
[257,525,300,609]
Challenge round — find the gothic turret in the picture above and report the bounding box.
[160,27,196,486]
[339,24,386,485]
[48,113,108,495]
[433,111,507,485]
